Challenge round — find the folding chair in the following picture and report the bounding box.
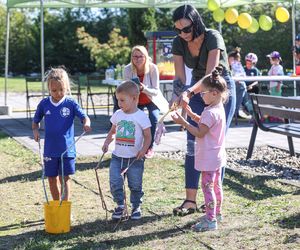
[25,77,44,119]
[86,75,112,118]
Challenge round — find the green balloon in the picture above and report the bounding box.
[259,15,272,31]
[247,18,259,33]
[213,8,225,22]
[208,0,220,12]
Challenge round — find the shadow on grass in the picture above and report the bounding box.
[0,213,203,249]
[223,168,296,200]
[275,213,300,229]
[0,219,44,231]
[0,160,110,184]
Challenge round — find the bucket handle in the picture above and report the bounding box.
[60,131,86,205]
[38,140,49,205]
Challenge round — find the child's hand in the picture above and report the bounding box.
[136,150,146,160]
[171,111,186,126]
[102,143,109,153]
[184,105,194,117]
[33,129,40,142]
[83,124,92,133]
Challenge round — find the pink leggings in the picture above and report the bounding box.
[201,169,223,221]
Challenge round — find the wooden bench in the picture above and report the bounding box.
[247,94,300,159]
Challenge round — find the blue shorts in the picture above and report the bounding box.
[44,157,75,177]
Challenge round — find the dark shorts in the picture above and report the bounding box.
[44,157,75,177]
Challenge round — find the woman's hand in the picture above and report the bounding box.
[180,90,191,109]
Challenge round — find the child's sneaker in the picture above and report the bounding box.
[112,206,125,220]
[216,214,223,223]
[192,217,217,232]
[131,206,142,220]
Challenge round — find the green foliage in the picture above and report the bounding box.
[128,8,157,46]
[77,26,131,68]
[155,8,173,31]
[0,4,298,75]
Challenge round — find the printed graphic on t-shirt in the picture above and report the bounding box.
[60,107,70,117]
[116,120,135,147]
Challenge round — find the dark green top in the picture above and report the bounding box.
[172,29,229,82]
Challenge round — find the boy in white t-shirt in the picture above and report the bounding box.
[102,81,151,220]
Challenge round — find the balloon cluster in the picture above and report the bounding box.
[206,0,290,33]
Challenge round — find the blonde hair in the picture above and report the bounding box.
[45,67,71,95]
[130,45,151,74]
[116,80,140,97]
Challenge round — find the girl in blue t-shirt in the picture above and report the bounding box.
[32,67,91,201]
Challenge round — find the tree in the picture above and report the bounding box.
[77,26,131,69]
[128,8,157,46]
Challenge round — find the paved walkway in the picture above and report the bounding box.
[1,92,300,156]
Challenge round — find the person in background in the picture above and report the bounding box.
[293,34,300,66]
[267,51,284,96]
[172,67,227,232]
[244,52,260,94]
[102,81,151,220]
[171,4,236,216]
[32,67,91,201]
[124,45,168,159]
[228,47,251,119]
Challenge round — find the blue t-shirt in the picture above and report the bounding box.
[33,96,87,157]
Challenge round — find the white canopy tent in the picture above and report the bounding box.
[2,0,298,107]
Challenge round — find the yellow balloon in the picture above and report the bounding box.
[213,8,225,23]
[238,13,252,29]
[247,18,259,33]
[259,15,272,31]
[207,0,221,12]
[225,8,239,24]
[275,7,290,23]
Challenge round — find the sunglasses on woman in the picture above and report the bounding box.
[174,23,193,35]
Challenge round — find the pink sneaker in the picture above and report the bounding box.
[145,148,154,159]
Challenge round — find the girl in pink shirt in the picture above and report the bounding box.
[171,66,227,232]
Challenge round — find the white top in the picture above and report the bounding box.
[110,109,151,158]
[231,60,246,77]
[268,64,284,88]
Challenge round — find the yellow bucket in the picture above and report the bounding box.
[44,200,71,234]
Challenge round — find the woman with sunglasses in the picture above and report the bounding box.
[124,45,168,159]
[171,4,236,216]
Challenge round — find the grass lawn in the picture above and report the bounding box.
[0,130,299,249]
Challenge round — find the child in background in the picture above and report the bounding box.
[293,34,300,66]
[228,47,251,119]
[267,51,284,96]
[32,67,91,201]
[244,52,260,94]
[102,81,151,220]
[171,66,227,232]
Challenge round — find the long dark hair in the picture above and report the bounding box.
[172,4,206,40]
